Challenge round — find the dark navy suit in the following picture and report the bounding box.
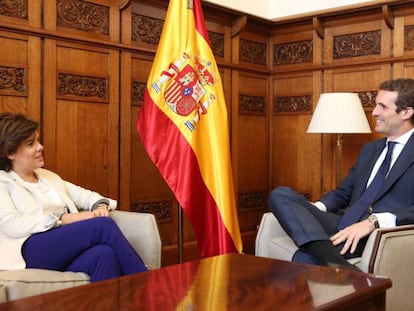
[269,133,414,264]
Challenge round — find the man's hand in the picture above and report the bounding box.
[330,219,375,255]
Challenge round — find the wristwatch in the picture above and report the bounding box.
[368,214,379,229]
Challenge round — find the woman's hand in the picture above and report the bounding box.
[92,206,110,217]
[60,207,109,225]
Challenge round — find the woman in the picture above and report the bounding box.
[0,112,147,281]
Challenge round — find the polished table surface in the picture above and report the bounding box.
[0,253,391,310]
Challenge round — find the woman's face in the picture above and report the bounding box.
[7,131,44,175]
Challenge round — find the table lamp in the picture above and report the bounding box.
[307,92,372,185]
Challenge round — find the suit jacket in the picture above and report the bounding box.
[320,133,414,225]
[0,168,116,270]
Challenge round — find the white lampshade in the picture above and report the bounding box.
[307,93,372,134]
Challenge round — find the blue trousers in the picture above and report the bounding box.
[22,217,148,282]
[269,186,367,265]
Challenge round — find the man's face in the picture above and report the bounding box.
[372,90,411,139]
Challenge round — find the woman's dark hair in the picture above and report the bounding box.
[379,78,414,123]
[0,112,39,171]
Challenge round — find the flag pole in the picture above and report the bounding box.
[178,205,183,263]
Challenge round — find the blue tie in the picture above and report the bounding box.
[338,141,396,230]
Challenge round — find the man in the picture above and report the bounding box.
[269,78,414,270]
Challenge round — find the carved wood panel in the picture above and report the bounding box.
[132,13,162,45]
[239,39,267,66]
[404,25,414,51]
[0,66,25,93]
[0,31,39,119]
[333,30,381,59]
[57,72,108,103]
[273,95,312,115]
[0,0,28,19]
[273,40,313,65]
[56,0,109,35]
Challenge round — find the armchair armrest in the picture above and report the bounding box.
[358,224,414,311]
[359,224,414,273]
[255,212,296,259]
[110,211,162,270]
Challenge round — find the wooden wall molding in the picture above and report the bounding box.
[0,0,28,19]
[231,15,247,37]
[404,25,414,51]
[57,72,108,102]
[273,95,312,114]
[131,13,162,45]
[239,39,267,65]
[238,191,266,211]
[56,0,109,35]
[382,5,394,29]
[0,66,25,92]
[239,94,266,115]
[358,91,378,109]
[131,80,146,106]
[119,0,132,10]
[313,17,324,39]
[208,31,225,58]
[131,200,172,223]
[333,30,381,59]
[273,40,313,65]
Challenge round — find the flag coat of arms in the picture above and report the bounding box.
[137,0,243,257]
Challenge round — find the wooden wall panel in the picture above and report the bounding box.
[236,73,268,233]
[0,31,40,120]
[43,42,119,198]
[271,73,317,198]
[324,20,392,64]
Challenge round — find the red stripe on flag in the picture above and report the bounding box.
[193,0,210,45]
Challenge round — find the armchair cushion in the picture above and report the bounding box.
[0,269,89,302]
[0,211,162,302]
[0,285,6,303]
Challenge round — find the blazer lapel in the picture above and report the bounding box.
[378,133,414,197]
[35,169,79,213]
[353,139,386,199]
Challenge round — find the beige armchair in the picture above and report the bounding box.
[255,212,414,311]
[0,211,162,302]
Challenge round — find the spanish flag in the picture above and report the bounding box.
[137,0,242,257]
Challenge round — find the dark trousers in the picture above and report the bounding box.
[269,186,367,265]
[22,217,147,282]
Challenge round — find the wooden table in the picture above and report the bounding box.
[0,253,391,310]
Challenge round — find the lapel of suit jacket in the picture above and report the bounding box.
[378,132,414,197]
[353,138,387,199]
[34,169,79,213]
